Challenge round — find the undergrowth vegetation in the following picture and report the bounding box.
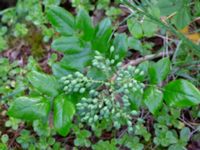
[0,0,200,150]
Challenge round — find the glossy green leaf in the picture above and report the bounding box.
[76,8,95,41]
[54,94,75,136]
[52,36,82,53]
[148,57,171,84]
[43,0,61,6]
[8,97,50,121]
[113,33,128,61]
[51,35,93,73]
[164,79,200,107]
[60,47,92,71]
[27,71,60,97]
[144,87,163,115]
[129,91,143,110]
[92,18,112,53]
[46,6,75,36]
[137,61,149,81]
[51,62,74,78]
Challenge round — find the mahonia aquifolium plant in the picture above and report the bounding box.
[61,47,145,132]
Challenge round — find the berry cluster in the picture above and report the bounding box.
[61,72,92,94]
[76,89,138,132]
[92,46,120,73]
[115,66,145,94]
[92,51,114,71]
[61,55,145,133]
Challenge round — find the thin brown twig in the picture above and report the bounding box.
[111,50,174,81]
[179,117,195,130]
[123,50,174,68]
[189,127,200,139]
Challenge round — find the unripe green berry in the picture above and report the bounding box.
[71,80,77,85]
[116,113,120,118]
[134,68,140,74]
[88,118,93,124]
[124,89,129,94]
[116,62,122,67]
[105,82,110,86]
[131,88,136,92]
[131,110,138,115]
[114,122,120,129]
[60,76,68,81]
[63,86,68,91]
[67,74,73,78]
[128,127,133,133]
[94,115,98,121]
[139,71,144,76]
[114,55,119,60]
[79,88,86,93]
[127,120,132,126]
[110,46,114,53]
[128,83,133,87]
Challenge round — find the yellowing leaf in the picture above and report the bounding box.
[180,26,189,34]
[185,34,200,44]
[180,26,200,44]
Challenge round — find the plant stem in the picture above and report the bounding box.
[123,50,174,68]
[111,50,174,81]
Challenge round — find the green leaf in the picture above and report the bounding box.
[173,6,191,29]
[156,0,183,16]
[74,130,91,147]
[60,47,92,71]
[180,127,190,143]
[144,87,163,115]
[51,37,93,73]
[129,91,143,110]
[128,37,143,51]
[52,36,82,53]
[92,18,112,53]
[168,144,185,150]
[118,135,144,150]
[92,140,117,150]
[46,6,75,36]
[1,134,8,144]
[54,94,75,136]
[164,79,200,107]
[8,97,50,121]
[76,8,95,41]
[137,61,149,81]
[113,33,128,61]
[148,57,171,84]
[127,19,143,39]
[148,6,160,19]
[142,20,157,37]
[51,36,93,73]
[27,71,60,97]
[51,62,74,78]
[43,0,61,6]
[0,36,8,51]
